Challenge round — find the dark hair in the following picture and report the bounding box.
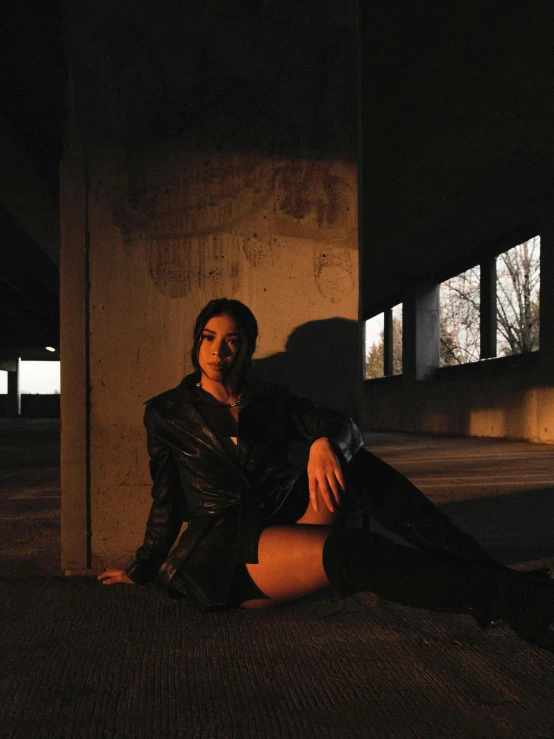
[191,298,258,378]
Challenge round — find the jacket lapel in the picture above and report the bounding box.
[172,375,248,473]
[236,380,275,469]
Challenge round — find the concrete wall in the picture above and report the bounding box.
[363,222,554,444]
[363,355,554,442]
[20,395,60,418]
[0,395,60,419]
[60,0,359,574]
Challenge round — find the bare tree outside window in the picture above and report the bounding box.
[440,266,481,366]
[391,303,403,375]
[496,236,540,356]
[365,313,384,379]
[364,305,403,379]
[366,237,540,378]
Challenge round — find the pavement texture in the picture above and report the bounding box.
[1,419,554,738]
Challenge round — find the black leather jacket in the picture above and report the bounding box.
[127,373,363,609]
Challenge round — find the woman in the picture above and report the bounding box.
[99,299,554,642]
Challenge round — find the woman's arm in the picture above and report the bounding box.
[286,392,364,513]
[287,393,363,464]
[125,404,184,584]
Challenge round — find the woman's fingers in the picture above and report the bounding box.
[331,464,346,497]
[323,471,344,511]
[309,467,344,513]
[309,475,320,512]
[97,568,134,585]
[308,439,345,513]
[97,568,120,581]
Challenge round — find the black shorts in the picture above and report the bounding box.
[238,468,311,564]
[228,469,311,606]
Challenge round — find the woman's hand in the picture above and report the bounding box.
[307,437,345,513]
[97,568,135,585]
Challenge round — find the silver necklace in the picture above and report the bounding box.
[225,390,244,408]
[196,381,244,407]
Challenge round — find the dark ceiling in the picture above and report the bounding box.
[2,1,554,342]
[0,1,65,350]
[362,2,554,315]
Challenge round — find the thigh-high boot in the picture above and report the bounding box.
[347,448,550,580]
[322,527,554,642]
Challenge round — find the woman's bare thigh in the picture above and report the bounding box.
[296,487,338,525]
[241,525,332,609]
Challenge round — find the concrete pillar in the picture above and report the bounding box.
[480,258,497,359]
[59,76,90,574]
[61,1,359,571]
[403,285,440,382]
[6,361,19,417]
[538,223,554,371]
[383,307,393,376]
[535,223,554,441]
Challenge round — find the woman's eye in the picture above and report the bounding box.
[201,335,214,342]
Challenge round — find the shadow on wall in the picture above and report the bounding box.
[252,317,360,422]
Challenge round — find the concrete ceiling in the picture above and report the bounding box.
[2,1,554,339]
[0,2,64,349]
[362,1,554,315]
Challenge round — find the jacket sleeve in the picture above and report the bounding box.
[126,404,184,584]
[285,391,364,463]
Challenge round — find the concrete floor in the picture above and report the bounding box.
[0,418,61,577]
[364,431,554,572]
[1,420,554,738]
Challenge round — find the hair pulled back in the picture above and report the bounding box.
[191,298,258,378]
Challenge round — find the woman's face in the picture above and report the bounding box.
[197,313,248,385]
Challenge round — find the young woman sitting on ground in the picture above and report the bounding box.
[99,298,554,644]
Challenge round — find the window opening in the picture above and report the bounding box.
[0,370,7,395]
[496,236,540,356]
[364,313,384,379]
[390,302,403,375]
[365,306,402,379]
[440,266,481,366]
[19,361,60,394]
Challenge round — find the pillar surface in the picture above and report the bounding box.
[403,286,440,382]
[61,0,360,570]
[6,363,19,417]
[480,258,497,359]
[59,77,89,573]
